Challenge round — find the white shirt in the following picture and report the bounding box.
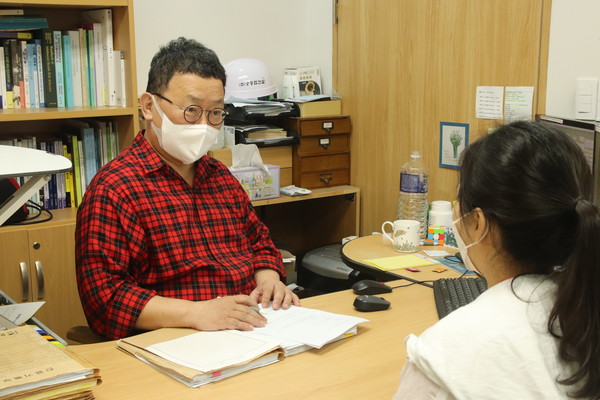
[393,275,577,399]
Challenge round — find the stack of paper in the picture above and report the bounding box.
[225,98,295,117]
[0,326,101,400]
[117,305,367,387]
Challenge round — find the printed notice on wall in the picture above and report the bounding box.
[504,86,534,123]
[476,86,504,119]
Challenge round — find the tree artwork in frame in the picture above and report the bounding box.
[439,122,469,169]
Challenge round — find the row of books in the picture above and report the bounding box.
[0,8,127,109]
[0,119,120,210]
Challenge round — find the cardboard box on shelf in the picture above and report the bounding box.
[297,99,341,117]
[229,164,280,200]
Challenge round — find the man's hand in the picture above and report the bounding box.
[250,269,301,310]
[136,294,267,332]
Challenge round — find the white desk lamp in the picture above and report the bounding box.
[0,145,72,226]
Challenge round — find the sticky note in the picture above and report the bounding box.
[364,255,440,271]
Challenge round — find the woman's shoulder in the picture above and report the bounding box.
[414,275,556,349]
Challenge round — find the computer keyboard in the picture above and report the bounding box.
[433,277,487,319]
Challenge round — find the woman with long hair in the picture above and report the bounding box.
[394,121,600,399]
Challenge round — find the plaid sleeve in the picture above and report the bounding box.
[75,182,155,340]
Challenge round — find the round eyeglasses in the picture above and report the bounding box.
[152,93,228,125]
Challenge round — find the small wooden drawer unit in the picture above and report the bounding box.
[282,116,351,189]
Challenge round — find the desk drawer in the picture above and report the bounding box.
[284,116,351,137]
[295,153,350,173]
[296,134,349,157]
[296,169,350,188]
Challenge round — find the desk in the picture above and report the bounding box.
[255,185,360,256]
[341,234,463,283]
[69,281,437,400]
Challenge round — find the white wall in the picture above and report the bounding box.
[546,0,600,119]
[133,0,333,98]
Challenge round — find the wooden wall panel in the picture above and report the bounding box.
[334,0,550,235]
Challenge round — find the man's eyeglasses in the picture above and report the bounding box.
[152,93,228,125]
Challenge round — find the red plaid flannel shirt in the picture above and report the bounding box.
[76,132,285,339]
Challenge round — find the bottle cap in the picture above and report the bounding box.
[430,200,451,212]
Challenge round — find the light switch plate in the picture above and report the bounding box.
[575,78,598,120]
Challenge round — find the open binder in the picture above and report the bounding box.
[117,305,368,387]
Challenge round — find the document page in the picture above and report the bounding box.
[146,330,281,373]
[0,302,45,329]
[252,305,368,349]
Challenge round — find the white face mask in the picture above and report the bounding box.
[151,96,219,164]
[451,214,488,273]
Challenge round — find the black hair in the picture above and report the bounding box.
[457,120,600,398]
[145,37,226,94]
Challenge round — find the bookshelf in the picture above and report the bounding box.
[0,0,138,343]
[0,0,139,149]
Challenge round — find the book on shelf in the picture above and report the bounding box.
[234,125,289,141]
[8,39,23,108]
[34,38,45,108]
[85,28,95,106]
[61,33,73,107]
[0,31,31,39]
[67,30,83,107]
[114,49,126,106]
[82,9,115,106]
[52,30,64,107]
[39,29,57,107]
[0,16,48,31]
[78,27,89,107]
[83,22,105,107]
[117,305,368,387]
[19,40,28,108]
[0,45,6,108]
[1,40,13,108]
[0,9,24,17]
[26,42,39,108]
[0,325,101,400]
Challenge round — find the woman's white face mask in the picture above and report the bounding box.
[151,96,219,164]
[451,213,488,274]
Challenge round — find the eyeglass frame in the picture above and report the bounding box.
[151,92,228,125]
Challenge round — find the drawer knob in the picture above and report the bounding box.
[319,138,330,149]
[322,121,334,132]
[320,173,333,184]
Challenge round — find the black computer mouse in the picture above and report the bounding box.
[351,279,393,295]
[353,295,391,312]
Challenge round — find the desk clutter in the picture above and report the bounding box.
[116,305,367,387]
[0,326,101,400]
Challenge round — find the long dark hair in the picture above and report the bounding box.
[457,120,600,398]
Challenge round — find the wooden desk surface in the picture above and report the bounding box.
[342,234,464,282]
[70,281,438,400]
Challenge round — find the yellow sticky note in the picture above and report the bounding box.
[364,255,439,271]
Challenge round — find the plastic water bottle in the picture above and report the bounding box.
[396,151,429,238]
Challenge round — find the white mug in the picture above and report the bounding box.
[381,219,420,252]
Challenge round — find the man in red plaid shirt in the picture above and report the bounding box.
[76,38,300,340]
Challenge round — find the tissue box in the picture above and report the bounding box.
[230,164,280,200]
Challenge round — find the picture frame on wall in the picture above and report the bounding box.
[439,122,469,169]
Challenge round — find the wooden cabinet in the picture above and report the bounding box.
[282,116,352,189]
[0,209,86,342]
